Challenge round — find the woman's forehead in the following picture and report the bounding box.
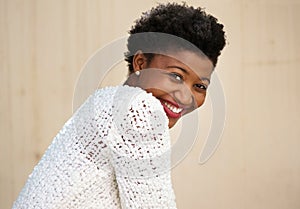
[151,50,214,77]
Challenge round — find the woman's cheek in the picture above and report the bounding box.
[196,93,206,107]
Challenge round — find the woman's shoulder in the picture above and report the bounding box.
[94,85,168,128]
[94,85,162,109]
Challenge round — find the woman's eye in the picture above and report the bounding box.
[170,73,183,82]
[195,83,207,91]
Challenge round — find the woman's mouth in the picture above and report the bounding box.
[161,100,183,118]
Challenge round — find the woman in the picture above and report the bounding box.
[13,2,226,208]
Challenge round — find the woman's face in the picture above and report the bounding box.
[132,50,214,128]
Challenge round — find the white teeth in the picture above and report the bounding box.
[163,101,183,114]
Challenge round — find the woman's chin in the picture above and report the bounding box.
[168,118,179,129]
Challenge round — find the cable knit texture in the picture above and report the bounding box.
[12,85,177,209]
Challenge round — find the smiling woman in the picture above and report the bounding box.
[125,50,214,128]
[12,2,226,208]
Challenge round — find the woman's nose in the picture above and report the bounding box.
[174,84,194,106]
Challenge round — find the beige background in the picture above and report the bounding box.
[1,0,300,208]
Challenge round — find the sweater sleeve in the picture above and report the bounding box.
[107,88,177,209]
[12,88,122,209]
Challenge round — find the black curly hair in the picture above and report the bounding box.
[125,2,226,73]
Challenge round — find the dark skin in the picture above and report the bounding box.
[125,50,214,128]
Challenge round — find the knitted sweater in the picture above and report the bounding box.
[12,85,177,209]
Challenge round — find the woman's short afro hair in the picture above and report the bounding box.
[125,2,226,73]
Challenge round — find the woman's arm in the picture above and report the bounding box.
[108,89,177,208]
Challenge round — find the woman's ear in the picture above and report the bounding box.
[133,51,147,73]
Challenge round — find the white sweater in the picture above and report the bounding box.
[12,85,177,209]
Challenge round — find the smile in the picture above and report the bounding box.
[163,101,183,114]
[160,100,183,119]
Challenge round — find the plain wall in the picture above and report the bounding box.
[1,0,300,208]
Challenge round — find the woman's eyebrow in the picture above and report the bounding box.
[167,66,189,74]
[201,77,211,84]
[166,66,210,84]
